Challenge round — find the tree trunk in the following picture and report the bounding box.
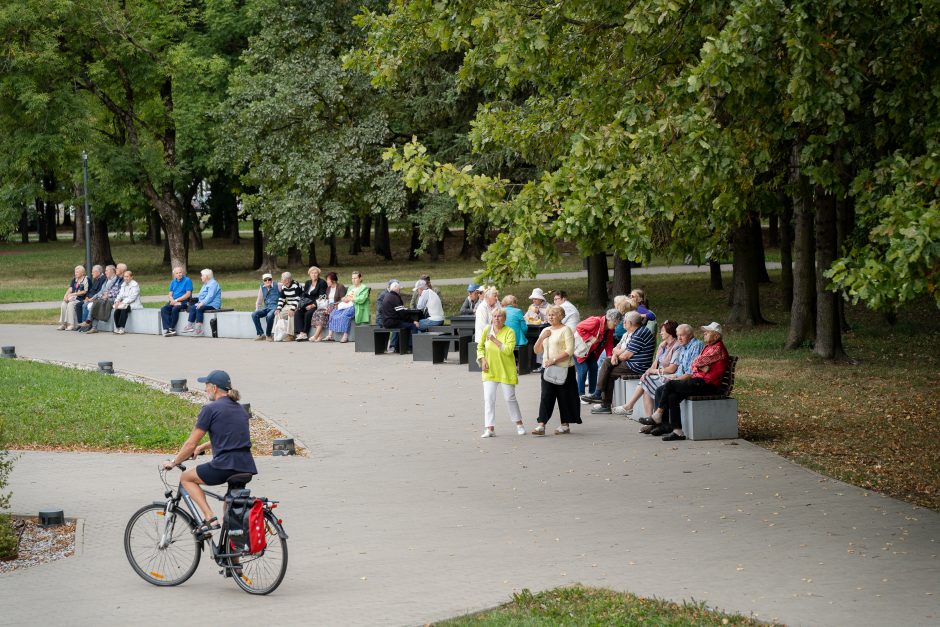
[307,241,319,267]
[709,260,723,291]
[127,221,135,245]
[779,192,794,312]
[836,195,853,332]
[611,254,632,298]
[252,219,264,269]
[287,245,303,266]
[727,217,768,325]
[91,217,115,267]
[74,203,85,249]
[210,197,225,239]
[328,235,338,266]
[785,168,816,348]
[361,214,372,247]
[229,202,241,245]
[45,203,58,241]
[36,199,48,243]
[63,208,72,228]
[19,208,29,243]
[348,216,362,255]
[343,223,351,239]
[586,253,609,308]
[814,191,845,359]
[163,226,171,266]
[408,223,420,261]
[752,213,770,283]
[768,213,779,247]
[374,213,392,261]
[257,231,278,273]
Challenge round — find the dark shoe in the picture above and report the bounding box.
[532,366,544,374]
[590,405,611,414]
[639,424,655,434]
[662,433,687,442]
[638,416,655,426]
[580,393,601,403]
[194,516,220,540]
[651,424,672,436]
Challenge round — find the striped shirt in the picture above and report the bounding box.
[621,325,655,373]
[277,281,302,310]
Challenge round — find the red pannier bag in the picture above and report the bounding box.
[248,500,267,554]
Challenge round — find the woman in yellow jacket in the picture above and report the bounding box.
[477,308,527,438]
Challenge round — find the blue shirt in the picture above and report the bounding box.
[503,306,528,346]
[622,325,655,373]
[672,337,704,375]
[259,282,279,309]
[195,397,257,473]
[169,276,193,300]
[196,279,222,309]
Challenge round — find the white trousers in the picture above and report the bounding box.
[59,300,78,325]
[483,380,523,428]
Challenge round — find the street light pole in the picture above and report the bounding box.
[82,152,91,273]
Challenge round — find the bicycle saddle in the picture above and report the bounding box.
[226,473,254,490]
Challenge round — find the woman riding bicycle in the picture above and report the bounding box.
[162,369,257,537]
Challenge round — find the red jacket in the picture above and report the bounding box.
[574,315,612,364]
[692,340,729,387]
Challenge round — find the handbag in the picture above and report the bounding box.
[541,328,568,385]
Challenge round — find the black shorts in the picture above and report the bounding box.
[195,463,246,486]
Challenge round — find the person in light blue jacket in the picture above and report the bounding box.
[500,295,528,346]
[182,268,222,336]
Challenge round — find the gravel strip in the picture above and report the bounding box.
[0,518,76,574]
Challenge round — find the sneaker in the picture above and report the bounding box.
[165,329,177,337]
[265,336,274,342]
[612,406,632,416]
[116,328,125,335]
[193,328,204,336]
[590,405,611,414]
[181,325,194,333]
[662,432,686,442]
[295,333,308,341]
[481,429,495,438]
[516,425,526,435]
[580,393,601,404]
[254,335,266,341]
[87,328,98,334]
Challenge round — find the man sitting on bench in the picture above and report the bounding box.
[583,311,655,414]
[380,281,413,352]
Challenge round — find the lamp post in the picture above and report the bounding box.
[82,151,91,273]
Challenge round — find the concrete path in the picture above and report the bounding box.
[0,323,936,626]
[0,263,782,311]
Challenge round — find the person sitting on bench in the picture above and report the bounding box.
[381,281,412,352]
[583,311,655,414]
[182,269,222,336]
[160,267,194,337]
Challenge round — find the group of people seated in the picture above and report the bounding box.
[57,262,139,335]
[573,289,730,442]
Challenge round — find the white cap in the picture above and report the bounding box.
[528,288,546,301]
[413,279,428,292]
[701,322,723,335]
[261,273,273,280]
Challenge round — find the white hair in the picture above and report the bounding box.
[625,311,644,326]
[281,271,293,281]
[677,323,693,336]
[605,308,623,325]
[200,268,213,280]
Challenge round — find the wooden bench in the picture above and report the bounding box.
[680,356,739,440]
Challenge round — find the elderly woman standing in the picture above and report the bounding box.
[646,322,730,441]
[309,271,346,342]
[474,287,499,343]
[477,308,526,438]
[532,305,580,435]
[326,271,369,343]
[112,270,142,334]
[57,265,90,330]
[574,309,623,399]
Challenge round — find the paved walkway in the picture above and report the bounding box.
[0,323,936,626]
[0,263,782,311]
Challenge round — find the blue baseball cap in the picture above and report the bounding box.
[467,282,482,292]
[197,370,231,390]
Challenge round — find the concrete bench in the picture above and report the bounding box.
[211,311,260,339]
[412,332,442,362]
[412,333,471,364]
[680,356,740,440]
[164,308,234,337]
[612,373,642,407]
[98,307,161,335]
[354,324,377,353]
[372,327,411,355]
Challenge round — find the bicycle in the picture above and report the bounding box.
[124,464,288,595]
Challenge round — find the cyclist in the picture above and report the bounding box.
[161,369,257,537]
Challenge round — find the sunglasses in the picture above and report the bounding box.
[264,278,273,281]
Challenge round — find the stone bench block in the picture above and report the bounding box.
[612,377,641,407]
[680,398,739,440]
[123,308,162,335]
[354,325,376,353]
[212,312,261,339]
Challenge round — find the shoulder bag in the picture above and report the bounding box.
[542,328,568,385]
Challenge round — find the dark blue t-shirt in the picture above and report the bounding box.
[195,397,257,473]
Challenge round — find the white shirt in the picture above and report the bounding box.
[475,302,493,342]
[560,300,580,331]
[418,288,444,322]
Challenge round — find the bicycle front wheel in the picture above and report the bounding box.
[230,511,288,595]
[124,503,201,586]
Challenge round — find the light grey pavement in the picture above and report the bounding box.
[1,323,936,626]
[0,263,782,311]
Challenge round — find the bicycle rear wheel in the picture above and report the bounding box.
[125,503,201,586]
[230,511,288,595]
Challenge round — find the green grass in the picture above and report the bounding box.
[0,360,200,451]
[437,586,763,626]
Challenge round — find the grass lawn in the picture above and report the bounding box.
[436,585,763,626]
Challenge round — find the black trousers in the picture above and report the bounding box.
[657,378,720,430]
[294,306,316,334]
[113,308,132,329]
[538,366,581,425]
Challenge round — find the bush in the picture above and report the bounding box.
[0,514,17,560]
